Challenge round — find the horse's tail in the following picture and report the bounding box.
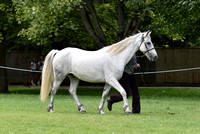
[40,50,58,102]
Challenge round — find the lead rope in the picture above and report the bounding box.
[127,63,147,87]
[137,68,146,87]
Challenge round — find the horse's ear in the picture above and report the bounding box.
[146,30,152,37]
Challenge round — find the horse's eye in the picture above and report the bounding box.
[146,42,151,45]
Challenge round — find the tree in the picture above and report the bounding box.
[14,0,96,51]
[14,0,200,49]
[79,0,157,47]
[0,0,14,93]
[145,0,200,47]
[0,0,32,93]
[14,0,152,49]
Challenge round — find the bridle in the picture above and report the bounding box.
[133,33,156,86]
[134,34,155,86]
[137,34,155,58]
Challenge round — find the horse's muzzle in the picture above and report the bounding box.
[152,55,158,62]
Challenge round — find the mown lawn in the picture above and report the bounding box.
[0,87,200,134]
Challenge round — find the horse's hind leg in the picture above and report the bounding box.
[47,71,65,113]
[68,76,86,114]
[98,84,111,114]
[47,79,63,113]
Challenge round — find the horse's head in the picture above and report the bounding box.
[139,31,158,62]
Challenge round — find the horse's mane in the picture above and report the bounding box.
[106,33,140,55]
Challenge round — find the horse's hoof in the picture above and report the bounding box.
[125,111,132,115]
[123,105,131,115]
[50,109,54,113]
[47,106,53,112]
[98,108,105,114]
[47,107,51,112]
[80,109,86,114]
[78,105,86,114]
[99,111,105,115]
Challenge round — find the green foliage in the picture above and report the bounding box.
[94,2,118,45]
[0,33,4,42]
[1,0,200,51]
[146,0,200,47]
[0,0,35,51]
[0,0,15,43]
[14,0,96,50]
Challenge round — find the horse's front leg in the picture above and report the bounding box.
[106,77,131,115]
[98,84,111,114]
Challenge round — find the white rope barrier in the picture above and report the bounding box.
[0,65,200,75]
[0,66,42,73]
[135,67,200,75]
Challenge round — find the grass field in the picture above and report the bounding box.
[0,86,200,134]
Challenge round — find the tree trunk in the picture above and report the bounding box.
[80,1,144,48]
[0,42,9,94]
[85,1,106,43]
[80,0,107,48]
[80,7,106,48]
[117,0,125,41]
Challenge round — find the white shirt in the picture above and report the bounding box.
[38,61,44,71]
[31,62,37,70]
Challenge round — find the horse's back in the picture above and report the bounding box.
[52,47,109,82]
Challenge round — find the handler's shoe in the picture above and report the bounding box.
[132,109,140,114]
[107,98,113,111]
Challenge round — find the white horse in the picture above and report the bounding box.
[40,31,158,114]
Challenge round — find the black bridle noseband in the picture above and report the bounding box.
[137,34,155,58]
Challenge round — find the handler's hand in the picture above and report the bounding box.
[136,63,140,68]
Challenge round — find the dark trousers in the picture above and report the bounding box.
[110,72,141,113]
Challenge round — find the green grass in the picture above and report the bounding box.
[0,87,200,134]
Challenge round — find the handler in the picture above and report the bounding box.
[107,55,141,114]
